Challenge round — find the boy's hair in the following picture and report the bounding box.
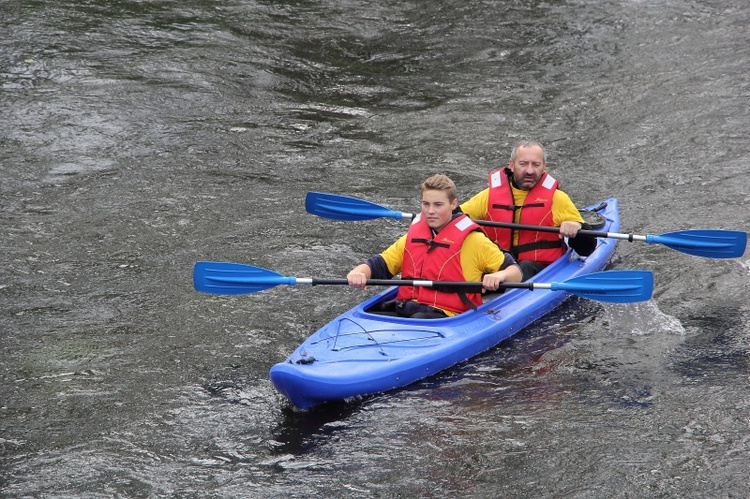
[422,174,458,202]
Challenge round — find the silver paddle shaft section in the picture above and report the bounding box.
[606,233,648,242]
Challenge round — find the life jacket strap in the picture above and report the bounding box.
[411,237,451,254]
[491,203,517,212]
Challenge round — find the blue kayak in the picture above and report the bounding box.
[270,198,621,410]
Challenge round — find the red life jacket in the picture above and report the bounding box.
[396,214,483,314]
[485,168,565,265]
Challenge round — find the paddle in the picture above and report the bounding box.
[305,191,747,259]
[193,262,654,304]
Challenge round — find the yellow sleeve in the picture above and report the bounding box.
[379,234,407,277]
[552,190,585,226]
[459,231,506,282]
[459,188,490,220]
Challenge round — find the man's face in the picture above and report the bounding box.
[509,145,546,190]
[421,189,457,231]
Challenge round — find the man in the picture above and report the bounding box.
[347,174,522,319]
[460,140,597,280]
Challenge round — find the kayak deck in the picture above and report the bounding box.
[270,198,621,410]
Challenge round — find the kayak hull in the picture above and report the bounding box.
[271,199,620,410]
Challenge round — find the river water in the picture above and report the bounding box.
[2,0,749,497]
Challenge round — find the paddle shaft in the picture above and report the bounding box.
[297,278,560,292]
[474,220,641,241]
[300,278,483,292]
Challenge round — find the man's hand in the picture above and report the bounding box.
[559,221,583,238]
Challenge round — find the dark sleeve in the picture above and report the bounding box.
[365,255,394,280]
[499,251,518,271]
[568,223,598,256]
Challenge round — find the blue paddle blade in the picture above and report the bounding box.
[193,262,295,295]
[551,270,654,303]
[646,229,747,259]
[305,191,409,221]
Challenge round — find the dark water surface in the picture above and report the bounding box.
[2,0,749,497]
